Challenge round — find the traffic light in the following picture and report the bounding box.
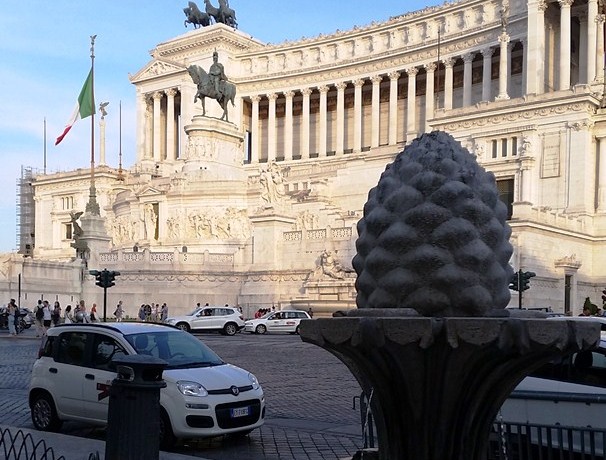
[509,271,520,292]
[89,269,120,289]
[520,271,536,291]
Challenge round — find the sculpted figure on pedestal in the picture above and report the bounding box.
[183,2,211,28]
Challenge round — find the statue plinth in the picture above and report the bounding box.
[182,115,245,181]
[300,313,600,460]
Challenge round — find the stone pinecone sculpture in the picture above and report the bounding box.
[353,131,513,316]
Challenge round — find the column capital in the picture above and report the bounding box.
[498,32,511,44]
[481,47,495,57]
[424,63,437,73]
[166,88,177,98]
[152,91,163,100]
[442,57,455,68]
[302,87,313,96]
[597,13,606,24]
[370,75,383,84]
[558,0,574,8]
[537,0,548,12]
[336,81,348,91]
[405,67,419,77]
[353,78,365,88]
[267,93,278,101]
[462,52,475,63]
[250,95,261,103]
[284,90,295,99]
[318,85,330,94]
[388,71,401,81]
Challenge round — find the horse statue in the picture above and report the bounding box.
[204,0,237,28]
[187,64,236,122]
[183,1,211,28]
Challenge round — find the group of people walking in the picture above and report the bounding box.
[138,303,168,323]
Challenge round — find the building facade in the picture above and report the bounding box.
[7,0,606,317]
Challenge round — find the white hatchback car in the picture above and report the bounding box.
[29,322,265,447]
[244,310,311,334]
[166,306,245,335]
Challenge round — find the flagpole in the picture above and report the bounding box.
[43,118,47,175]
[118,100,124,181]
[85,34,100,216]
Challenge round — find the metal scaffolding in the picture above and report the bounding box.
[16,166,36,256]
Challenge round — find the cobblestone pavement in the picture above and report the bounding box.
[0,327,365,459]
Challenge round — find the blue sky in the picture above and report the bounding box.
[0,0,441,253]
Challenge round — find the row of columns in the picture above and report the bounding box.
[139,89,179,164]
[527,0,605,94]
[247,41,514,164]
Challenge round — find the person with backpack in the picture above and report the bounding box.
[34,300,45,337]
[51,301,61,326]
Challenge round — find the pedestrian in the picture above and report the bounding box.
[64,305,74,324]
[138,304,146,322]
[307,307,313,318]
[161,303,168,322]
[42,300,52,334]
[34,299,45,337]
[7,299,17,336]
[90,303,98,322]
[144,304,152,322]
[114,300,124,322]
[51,301,62,326]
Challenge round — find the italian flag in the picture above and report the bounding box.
[55,69,95,145]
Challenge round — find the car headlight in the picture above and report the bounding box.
[177,380,208,397]
[248,372,260,390]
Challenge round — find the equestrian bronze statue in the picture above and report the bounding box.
[187,52,236,122]
[183,2,211,28]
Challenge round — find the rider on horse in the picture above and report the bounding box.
[208,51,227,98]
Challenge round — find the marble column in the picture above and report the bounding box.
[443,58,454,110]
[597,15,606,82]
[152,91,163,163]
[301,88,312,159]
[136,91,147,163]
[267,93,277,162]
[166,88,177,161]
[388,72,400,146]
[496,33,510,100]
[462,53,474,107]
[319,85,329,157]
[481,48,494,101]
[598,136,606,212]
[587,0,598,83]
[284,91,294,161]
[336,82,347,155]
[406,67,418,140]
[424,64,436,131]
[559,0,574,91]
[251,95,260,164]
[145,97,153,160]
[371,75,382,148]
[353,79,364,152]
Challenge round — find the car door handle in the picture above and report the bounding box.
[85,374,95,380]
[49,368,58,374]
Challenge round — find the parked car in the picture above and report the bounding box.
[165,306,245,335]
[29,322,265,447]
[244,310,312,334]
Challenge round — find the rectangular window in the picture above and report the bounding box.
[65,223,73,240]
[496,178,514,220]
[564,275,571,315]
[492,140,498,159]
[501,138,508,157]
[511,137,518,156]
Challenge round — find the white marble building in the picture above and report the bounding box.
[7,0,606,317]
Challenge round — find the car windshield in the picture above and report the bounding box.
[125,330,224,369]
[187,307,203,316]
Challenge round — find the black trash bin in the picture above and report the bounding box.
[105,354,167,460]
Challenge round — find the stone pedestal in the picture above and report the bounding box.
[182,115,245,181]
[79,213,111,267]
[300,313,601,460]
[250,213,295,269]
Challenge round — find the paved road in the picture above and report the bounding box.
[0,327,365,459]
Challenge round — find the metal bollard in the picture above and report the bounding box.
[105,354,167,460]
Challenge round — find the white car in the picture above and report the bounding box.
[29,322,265,447]
[166,306,245,335]
[244,310,311,334]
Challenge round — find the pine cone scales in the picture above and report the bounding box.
[353,131,513,316]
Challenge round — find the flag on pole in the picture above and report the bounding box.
[55,69,95,145]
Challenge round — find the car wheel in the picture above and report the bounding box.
[176,322,190,332]
[295,325,301,335]
[223,323,238,336]
[255,324,267,334]
[31,392,62,432]
[159,408,176,449]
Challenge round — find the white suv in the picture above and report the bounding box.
[166,306,245,335]
[29,322,265,447]
[244,310,312,334]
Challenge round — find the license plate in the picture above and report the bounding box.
[231,406,249,418]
